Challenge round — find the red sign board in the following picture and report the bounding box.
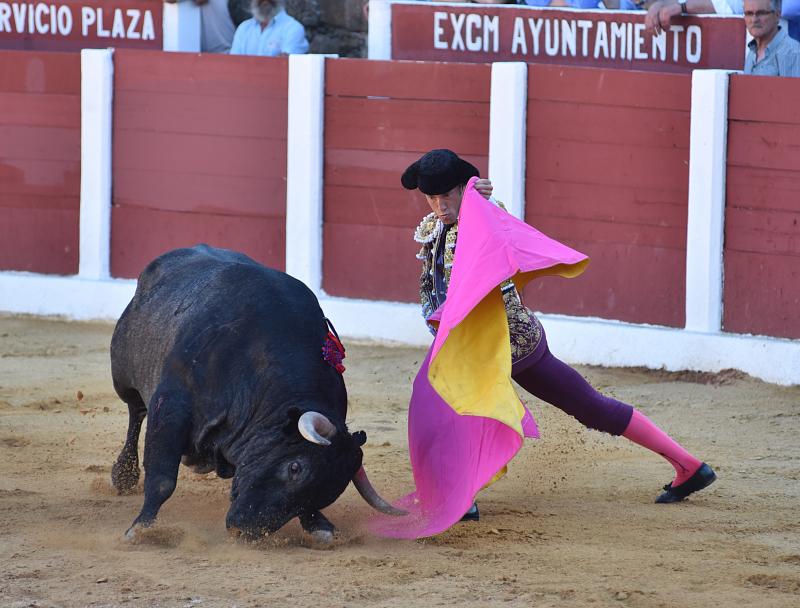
[391,3,745,73]
[0,0,162,51]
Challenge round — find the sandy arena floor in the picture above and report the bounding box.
[1,315,799,608]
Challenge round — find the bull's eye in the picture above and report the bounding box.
[288,461,302,478]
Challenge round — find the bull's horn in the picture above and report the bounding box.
[352,466,407,516]
[298,411,337,446]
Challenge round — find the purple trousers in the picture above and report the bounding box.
[511,329,633,436]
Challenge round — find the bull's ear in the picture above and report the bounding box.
[352,430,367,447]
[283,407,302,436]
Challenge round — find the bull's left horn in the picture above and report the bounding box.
[298,411,337,446]
[352,466,407,516]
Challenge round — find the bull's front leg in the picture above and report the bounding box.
[125,389,191,539]
[299,510,336,544]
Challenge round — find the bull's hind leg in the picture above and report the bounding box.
[111,388,147,493]
[125,389,191,539]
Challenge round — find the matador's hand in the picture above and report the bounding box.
[474,178,493,200]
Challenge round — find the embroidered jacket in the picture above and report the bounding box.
[414,201,542,364]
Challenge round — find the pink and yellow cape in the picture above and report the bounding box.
[371,178,588,539]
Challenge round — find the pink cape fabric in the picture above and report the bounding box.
[368,349,539,539]
[369,179,587,539]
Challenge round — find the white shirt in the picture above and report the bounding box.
[230,10,309,56]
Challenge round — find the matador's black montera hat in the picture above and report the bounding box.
[401,149,480,196]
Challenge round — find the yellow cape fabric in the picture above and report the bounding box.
[428,262,588,436]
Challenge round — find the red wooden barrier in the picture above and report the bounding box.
[0,50,80,274]
[111,49,288,278]
[724,75,800,340]
[523,65,691,327]
[323,58,490,302]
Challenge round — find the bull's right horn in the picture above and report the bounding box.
[352,466,408,516]
[298,411,337,446]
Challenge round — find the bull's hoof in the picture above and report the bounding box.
[124,521,184,546]
[123,521,148,541]
[309,529,334,544]
[111,458,140,494]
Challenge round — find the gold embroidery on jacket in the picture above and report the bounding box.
[414,202,542,362]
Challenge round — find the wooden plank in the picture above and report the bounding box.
[322,223,422,302]
[114,49,288,98]
[113,130,286,178]
[724,207,800,256]
[726,121,800,172]
[324,185,430,228]
[729,74,800,124]
[0,92,80,128]
[114,90,287,139]
[525,181,688,227]
[0,125,80,161]
[0,159,81,197]
[325,97,488,155]
[527,214,686,250]
[526,138,689,190]
[110,206,286,279]
[723,250,800,339]
[528,100,689,148]
[725,166,800,213]
[0,207,78,274]
[114,169,286,218]
[521,241,686,327]
[0,51,80,94]
[0,193,79,211]
[528,64,691,111]
[326,58,490,102]
[325,148,489,188]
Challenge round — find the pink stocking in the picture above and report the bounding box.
[622,410,702,487]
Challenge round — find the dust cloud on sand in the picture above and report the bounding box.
[1,315,799,607]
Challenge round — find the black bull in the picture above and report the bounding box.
[110,245,404,541]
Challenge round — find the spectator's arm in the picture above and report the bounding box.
[281,24,310,55]
[645,0,719,36]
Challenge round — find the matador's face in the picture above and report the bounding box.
[424,184,465,226]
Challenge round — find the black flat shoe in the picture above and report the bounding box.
[656,463,717,503]
[460,502,480,522]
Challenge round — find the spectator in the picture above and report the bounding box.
[644,0,735,35]
[744,0,800,75]
[645,0,799,43]
[165,0,237,53]
[230,0,309,56]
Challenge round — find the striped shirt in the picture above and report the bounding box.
[745,27,800,77]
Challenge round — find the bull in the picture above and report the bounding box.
[110,245,404,542]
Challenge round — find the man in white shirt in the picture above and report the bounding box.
[230,0,309,56]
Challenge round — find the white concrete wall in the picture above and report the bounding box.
[367,0,393,60]
[286,54,327,295]
[685,70,731,333]
[79,49,114,281]
[162,1,201,52]
[0,54,798,386]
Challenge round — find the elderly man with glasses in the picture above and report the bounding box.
[743,0,800,75]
